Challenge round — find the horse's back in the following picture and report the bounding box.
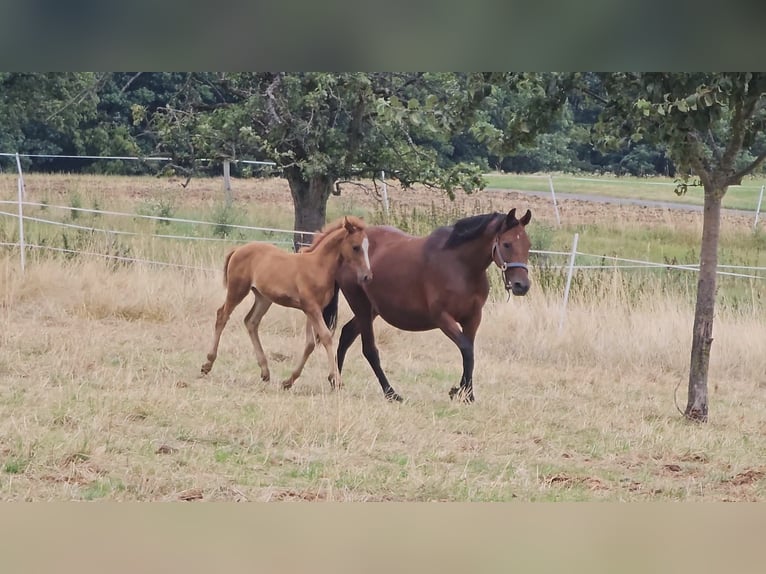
[341,224,490,331]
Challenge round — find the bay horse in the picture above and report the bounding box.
[201,216,372,391]
[335,208,532,403]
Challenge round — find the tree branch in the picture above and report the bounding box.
[264,73,284,127]
[44,72,105,123]
[119,72,143,94]
[728,149,766,185]
[720,96,756,172]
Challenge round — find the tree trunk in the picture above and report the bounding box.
[685,186,725,422]
[285,168,333,251]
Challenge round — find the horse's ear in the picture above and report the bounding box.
[520,209,532,226]
[505,208,517,228]
[343,216,356,233]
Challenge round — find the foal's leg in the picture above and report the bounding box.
[281,318,316,389]
[243,290,273,382]
[306,307,341,390]
[201,279,251,375]
[435,310,479,403]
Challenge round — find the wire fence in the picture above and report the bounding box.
[2,199,765,279]
[2,151,765,330]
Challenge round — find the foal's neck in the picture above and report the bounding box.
[305,227,347,271]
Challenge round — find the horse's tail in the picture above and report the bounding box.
[322,282,340,333]
[222,248,236,288]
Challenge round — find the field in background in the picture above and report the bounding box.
[1,174,765,501]
[484,172,766,212]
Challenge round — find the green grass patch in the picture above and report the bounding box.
[484,172,766,211]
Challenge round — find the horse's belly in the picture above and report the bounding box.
[372,299,434,331]
[381,312,433,332]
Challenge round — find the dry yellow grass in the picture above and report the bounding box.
[1,174,765,501]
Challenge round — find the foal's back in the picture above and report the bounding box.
[226,242,305,308]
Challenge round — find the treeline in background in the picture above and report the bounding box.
[3,71,745,179]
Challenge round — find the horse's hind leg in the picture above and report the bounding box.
[281,318,316,390]
[337,317,360,374]
[201,279,251,375]
[243,290,273,382]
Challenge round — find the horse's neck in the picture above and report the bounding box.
[453,231,496,273]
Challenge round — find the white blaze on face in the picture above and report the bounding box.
[361,236,371,271]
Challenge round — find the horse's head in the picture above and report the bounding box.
[493,208,532,296]
[341,216,373,284]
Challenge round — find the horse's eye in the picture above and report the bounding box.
[503,242,511,249]
[352,245,361,252]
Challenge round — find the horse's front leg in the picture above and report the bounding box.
[436,311,479,403]
[282,319,316,389]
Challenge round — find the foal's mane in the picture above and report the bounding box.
[443,212,503,249]
[300,215,366,253]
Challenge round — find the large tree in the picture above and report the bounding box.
[594,73,766,422]
[144,72,569,245]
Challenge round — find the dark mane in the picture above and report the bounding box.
[443,212,502,249]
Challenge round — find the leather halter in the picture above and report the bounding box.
[492,237,528,272]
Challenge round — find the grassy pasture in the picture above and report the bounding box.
[484,172,766,212]
[1,174,765,501]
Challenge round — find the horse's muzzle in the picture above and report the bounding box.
[510,281,529,296]
[358,270,373,284]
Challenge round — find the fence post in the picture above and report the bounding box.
[754,185,764,231]
[223,159,232,204]
[17,176,26,273]
[559,232,579,332]
[380,170,389,217]
[548,174,561,227]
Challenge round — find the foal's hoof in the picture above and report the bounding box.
[200,363,212,376]
[281,379,294,390]
[328,374,343,390]
[385,389,404,403]
[261,373,270,383]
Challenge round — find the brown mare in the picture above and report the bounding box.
[201,216,372,391]
[335,208,532,403]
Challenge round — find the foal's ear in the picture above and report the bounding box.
[520,209,532,226]
[343,216,357,233]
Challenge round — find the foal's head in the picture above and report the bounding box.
[339,216,373,284]
[492,208,532,296]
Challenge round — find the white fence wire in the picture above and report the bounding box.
[2,152,765,330]
[2,200,764,278]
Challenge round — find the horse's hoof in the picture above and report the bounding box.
[281,379,293,390]
[449,387,474,403]
[385,390,403,403]
[328,374,342,390]
[200,364,211,375]
[261,373,270,383]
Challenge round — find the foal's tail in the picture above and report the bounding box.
[322,282,340,333]
[222,248,236,288]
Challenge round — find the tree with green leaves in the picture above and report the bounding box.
[0,73,100,165]
[594,72,766,422]
[144,72,570,245]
